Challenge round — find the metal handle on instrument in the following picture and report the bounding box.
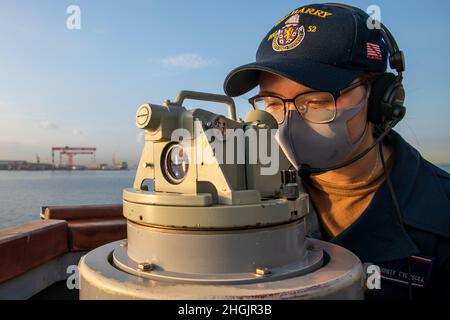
[172,90,237,121]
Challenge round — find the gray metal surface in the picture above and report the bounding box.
[123,188,213,207]
[79,239,364,300]
[114,220,323,284]
[123,191,309,229]
[113,244,323,285]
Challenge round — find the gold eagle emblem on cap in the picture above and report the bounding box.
[272,14,305,52]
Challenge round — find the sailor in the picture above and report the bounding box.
[223,3,450,299]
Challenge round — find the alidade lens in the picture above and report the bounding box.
[163,143,189,184]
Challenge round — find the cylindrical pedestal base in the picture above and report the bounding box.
[79,239,364,300]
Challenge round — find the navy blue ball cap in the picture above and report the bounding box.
[224,3,388,97]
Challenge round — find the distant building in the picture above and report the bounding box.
[28,163,55,170]
[99,163,110,170]
[0,160,28,170]
[119,161,128,170]
[0,160,55,170]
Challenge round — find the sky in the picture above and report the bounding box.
[0,0,450,166]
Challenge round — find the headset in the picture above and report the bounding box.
[300,3,414,299]
[324,3,406,132]
[328,4,407,135]
[298,3,407,176]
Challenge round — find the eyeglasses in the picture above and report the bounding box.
[248,80,368,124]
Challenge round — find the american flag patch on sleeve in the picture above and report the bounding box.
[366,42,383,61]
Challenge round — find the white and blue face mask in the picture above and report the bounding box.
[275,94,369,170]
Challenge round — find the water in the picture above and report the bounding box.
[0,170,136,229]
[1,165,449,230]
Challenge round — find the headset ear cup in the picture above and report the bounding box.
[368,73,397,124]
[386,82,406,120]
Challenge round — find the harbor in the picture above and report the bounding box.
[0,146,129,171]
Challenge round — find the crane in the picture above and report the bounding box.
[52,146,97,169]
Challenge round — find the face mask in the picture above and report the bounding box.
[275,94,369,170]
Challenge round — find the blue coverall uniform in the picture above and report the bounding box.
[308,131,450,299]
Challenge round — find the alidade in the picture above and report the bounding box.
[79,91,364,299]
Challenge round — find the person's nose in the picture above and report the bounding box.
[286,101,297,111]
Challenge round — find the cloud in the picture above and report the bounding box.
[161,53,219,69]
[39,120,58,130]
